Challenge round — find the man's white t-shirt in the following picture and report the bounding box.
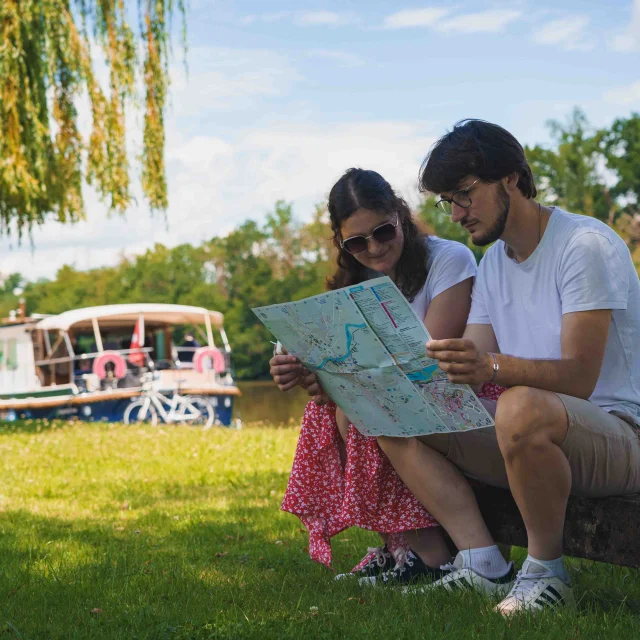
[468,208,640,422]
[368,236,477,321]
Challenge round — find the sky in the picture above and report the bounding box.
[2,0,640,281]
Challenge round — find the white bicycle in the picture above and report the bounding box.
[123,388,215,428]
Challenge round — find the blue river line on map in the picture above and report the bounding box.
[310,322,367,370]
[406,364,440,382]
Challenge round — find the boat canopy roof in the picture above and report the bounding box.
[34,304,224,332]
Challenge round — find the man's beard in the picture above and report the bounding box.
[471,185,510,246]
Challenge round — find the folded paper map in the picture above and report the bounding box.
[252,277,494,437]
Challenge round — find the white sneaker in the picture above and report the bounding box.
[402,551,515,597]
[495,558,575,616]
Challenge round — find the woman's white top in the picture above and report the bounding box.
[410,237,477,321]
[369,236,477,322]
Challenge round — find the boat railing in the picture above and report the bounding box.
[174,346,232,372]
[34,347,155,368]
[34,345,234,392]
[35,348,154,392]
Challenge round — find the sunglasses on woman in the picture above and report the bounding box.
[340,215,399,255]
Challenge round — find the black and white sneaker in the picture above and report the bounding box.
[403,551,515,597]
[334,545,394,581]
[495,558,575,615]
[358,549,449,587]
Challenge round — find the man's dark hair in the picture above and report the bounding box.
[419,119,537,199]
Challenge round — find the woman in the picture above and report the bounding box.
[271,168,501,584]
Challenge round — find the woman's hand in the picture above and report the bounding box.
[269,346,331,404]
[299,369,330,405]
[269,352,305,391]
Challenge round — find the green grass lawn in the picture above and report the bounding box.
[0,420,639,639]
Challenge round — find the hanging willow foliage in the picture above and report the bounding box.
[0,0,185,235]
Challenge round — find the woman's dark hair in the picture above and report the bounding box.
[419,119,537,199]
[326,168,428,301]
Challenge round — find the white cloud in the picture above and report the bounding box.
[532,16,593,51]
[168,47,300,114]
[385,8,521,33]
[295,11,346,26]
[238,122,436,208]
[241,11,290,25]
[437,10,522,34]
[305,49,365,68]
[604,80,640,106]
[611,0,640,52]
[1,119,437,281]
[241,10,353,27]
[384,8,450,29]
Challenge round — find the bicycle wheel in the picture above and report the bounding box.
[123,398,158,425]
[181,396,215,428]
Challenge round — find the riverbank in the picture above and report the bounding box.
[235,380,308,424]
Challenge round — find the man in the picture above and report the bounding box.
[377,119,640,614]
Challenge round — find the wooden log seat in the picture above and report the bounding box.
[470,480,640,569]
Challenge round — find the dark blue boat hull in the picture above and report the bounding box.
[15,395,236,426]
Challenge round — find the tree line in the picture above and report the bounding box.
[1,109,639,379]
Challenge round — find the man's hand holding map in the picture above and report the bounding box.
[253,277,494,437]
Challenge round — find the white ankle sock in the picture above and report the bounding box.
[523,554,571,585]
[460,545,509,578]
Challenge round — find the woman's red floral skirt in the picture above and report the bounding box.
[280,384,504,568]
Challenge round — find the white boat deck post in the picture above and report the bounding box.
[63,331,75,383]
[219,327,231,353]
[92,317,104,352]
[204,314,214,348]
[43,330,52,356]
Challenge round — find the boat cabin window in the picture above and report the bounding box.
[74,333,98,355]
[71,324,169,371]
[0,338,18,371]
[35,330,74,387]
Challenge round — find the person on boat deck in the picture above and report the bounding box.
[182,333,200,350]
[373,119,640,615]
[270,168,503,583]
[77,359,92,373]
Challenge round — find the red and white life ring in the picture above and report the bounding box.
[193,346,226,374]
[93,351,128,380]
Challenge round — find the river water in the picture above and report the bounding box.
[234,380,310,425]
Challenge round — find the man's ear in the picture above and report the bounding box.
[502,172,520,193]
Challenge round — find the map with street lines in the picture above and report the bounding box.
[253,277,494,437]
